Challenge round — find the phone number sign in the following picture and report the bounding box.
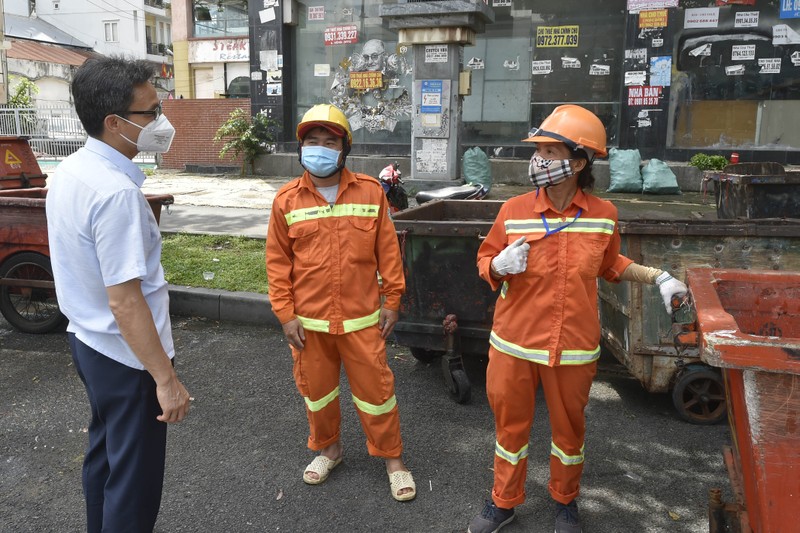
[535,25,579,47]
[350,71,383,90]
[324,25,358,46]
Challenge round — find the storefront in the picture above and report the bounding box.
[247,0,800,163]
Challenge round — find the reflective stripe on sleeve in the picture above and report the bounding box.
[495,440,529,466]
[500,281,508,299]
[551,442,585,466]
[352,393,397,416]
[304,386,340,412]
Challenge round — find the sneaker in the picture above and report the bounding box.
[554,500,582,533]
[468,501,515,533]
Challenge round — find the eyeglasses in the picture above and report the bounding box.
[127,101,163,121]
[363,53,383,62]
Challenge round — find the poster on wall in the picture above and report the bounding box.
[758,58,781,73]
[715,0,755,5]
[531,60,553,74]
[420,80,443,114]
[773,24,800,45]
[639,10,668,28]
[627,0,677,12]
[307,6,325,21]
[625,70,647,85]
[781,0,800,19]
[627,85,662,106]
[425,45,448,63]
[535,26,580,47]
[684,8,720,28]
[731,44,756,61]
[323,25,358,46]
[735,11,759,27]
[649,56,671,86]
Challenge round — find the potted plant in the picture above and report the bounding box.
[214,109,281,176]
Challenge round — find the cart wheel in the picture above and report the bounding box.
[671,365,726,425]
[446,368,471,404]
[410,347,444,363]
[0,253,65,334]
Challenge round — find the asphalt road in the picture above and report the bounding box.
[1,313,734,533]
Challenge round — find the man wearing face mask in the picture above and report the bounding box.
[46,56,189,533]
[265,104,416,502]
[467,105,688,533]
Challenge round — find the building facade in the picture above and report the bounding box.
[173,0,800,164]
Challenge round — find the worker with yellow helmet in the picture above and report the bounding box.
[468,105,688,533]
[266,104,416,502]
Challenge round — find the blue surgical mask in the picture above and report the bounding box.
[301,145,342,178]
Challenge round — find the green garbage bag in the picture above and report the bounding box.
[642,158,681,195]
[462,147,492,195]
[607,148,643,193]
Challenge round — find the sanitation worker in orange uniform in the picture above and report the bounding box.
[467,105,688,533]
[266,104,416,502]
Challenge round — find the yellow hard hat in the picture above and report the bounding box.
[522,105,608,158]
[296,104,353,144]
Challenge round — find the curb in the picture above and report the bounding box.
[168,284,280,328]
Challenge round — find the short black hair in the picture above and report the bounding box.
[72,56,155,137]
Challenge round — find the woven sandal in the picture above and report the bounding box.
[302,455,342,485]
[388,470,416,502]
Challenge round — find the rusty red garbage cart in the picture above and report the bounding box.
[681,268,800,533]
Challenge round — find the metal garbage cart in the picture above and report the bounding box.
[392,200,503,402]
[599,218,800,425]
[707,162,800,220]
[681,268,800,533]
[0,187,174,333]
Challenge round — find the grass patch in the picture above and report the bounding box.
[161,233,267,293]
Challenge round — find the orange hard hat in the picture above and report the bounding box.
[522,105,608,158]
[296,104,353,145]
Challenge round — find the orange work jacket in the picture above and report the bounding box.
[477,188,633,366]
[266,168,405,335]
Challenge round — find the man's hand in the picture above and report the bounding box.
[656,271,689,315]
[282,318,306,350]
[155,375,190,423]
[491,236,530,276]
[379,308,399,339]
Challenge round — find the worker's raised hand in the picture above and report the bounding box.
[282,318,306,350]
[491,236,530,276]
[656,271,688,315]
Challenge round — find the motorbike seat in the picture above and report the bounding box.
[415,184,485,204]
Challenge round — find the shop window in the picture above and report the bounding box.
[228,76,250,98]
[292,0,411,147]
[194,0,248,38]
[463,0,625,147]
[668,5,800,150]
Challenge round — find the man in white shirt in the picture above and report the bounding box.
[46,56,190,533]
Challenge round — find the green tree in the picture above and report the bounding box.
[214,108,280,176]
[7,75,39,108]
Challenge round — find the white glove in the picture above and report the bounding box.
[656,271,688,315]
[491,236,530,276]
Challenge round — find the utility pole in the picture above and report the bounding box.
[0,0,8,104]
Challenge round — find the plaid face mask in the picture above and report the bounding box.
[528,155,574,188]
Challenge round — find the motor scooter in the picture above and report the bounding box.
[379,162,409,214]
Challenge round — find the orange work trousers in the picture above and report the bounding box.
[486,345,597,508]
[290,327,403,458]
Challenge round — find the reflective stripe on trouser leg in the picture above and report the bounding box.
[291,331,343,451]
[486,345,538,509]
[539,362,597,504]
[338,326,403,457]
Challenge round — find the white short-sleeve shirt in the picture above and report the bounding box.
[46,137,174,369]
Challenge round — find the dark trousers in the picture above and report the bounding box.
[69,333,167,533]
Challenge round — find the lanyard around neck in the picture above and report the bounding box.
[535,188,583,237]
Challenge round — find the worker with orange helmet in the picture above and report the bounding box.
[468,105,687,533]
[266,104,416,502]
